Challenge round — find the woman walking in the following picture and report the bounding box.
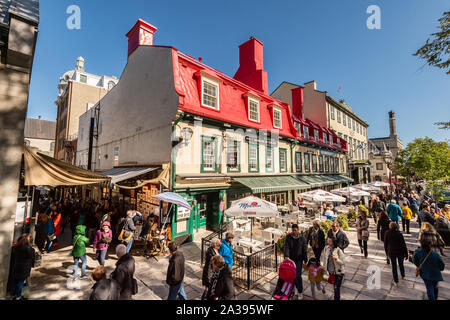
[384,222,408,286]
[356,211,370,258]
[322,237,345,300]
[11,234,35,300]
[218,232,234,269]
[202,238,221,299]
[119,210,137,254]
[377,211,391,264]
[419,222,446,257]
[72,225,90,279]
[306,220,326,263]
[401,203,412,234]
[412,238,445,300]
[93,221,113,266]
[43,213,56,253]
[206,255,235,300]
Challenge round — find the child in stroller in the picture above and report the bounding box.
[272,259,297,300]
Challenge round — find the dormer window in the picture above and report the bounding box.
[294,122,301,135]
[248,98,260,122]
[323,133,327,144]
[303,126,309,139]
[202,78,219,110]
[329,134,333,144]
[314,130,319,141]
[273,107,282,129]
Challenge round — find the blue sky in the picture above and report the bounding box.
[28,0,450,145]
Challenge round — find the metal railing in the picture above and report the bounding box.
[201,226,278,291]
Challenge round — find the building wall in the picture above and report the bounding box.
[25,138,54,154]
[94,46,179,171]
[303,81,327,128]
[76,107,96,169]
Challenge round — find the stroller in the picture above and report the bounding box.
[272,259,297,300]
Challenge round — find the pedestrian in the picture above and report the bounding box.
[408,194,419,219]
[355,211,369,258]
[118,210,137,254]
[202,238,221,299]
[218,232,234,269]
[412,238,445,300]
[111,244,138,300]
[92,221,113,266]
[166,242,187,300]
[443,204,450,221]
[71,225,90,279]
[322,237,345,300]
[11,234,35,300]
[384,222,408,286]
[89,265,120,300]
[302,257,326,300]
[283,224,307,300]
[206,255,235,300]
[307,220,326,263]
[386,199,403,227]
[377,211,391,264]
[35,211,48,254]
[419,222,446,257]
[51,209,62,247]
[401,203,412,234]
[418,203,435,228]
[43,213,56,253]
[327,222,349,252]
[372,196,386,224]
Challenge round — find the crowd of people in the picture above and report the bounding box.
[8,182,449,301]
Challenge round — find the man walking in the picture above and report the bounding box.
[284,224,307,300]
[111,244,137,300]
[418,203,435,228]
[327,222,350,252]
[166,242,187,300]
[387,200,403,226]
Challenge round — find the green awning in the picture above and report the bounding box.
[233,176,310,193]
[295,175,354,187]
[295,175,323,187]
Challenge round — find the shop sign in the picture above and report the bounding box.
[177,206,191,220]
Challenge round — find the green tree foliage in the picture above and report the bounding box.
[414,11,450,74]
[394,137,450,196]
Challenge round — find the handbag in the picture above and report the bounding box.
[415,251,432,277]
[327,273,335,284]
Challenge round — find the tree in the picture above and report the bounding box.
[394,137,450,197]
[414,11,450,74]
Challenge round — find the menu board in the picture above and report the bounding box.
[177,206,191,220]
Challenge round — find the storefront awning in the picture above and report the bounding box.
[294,175,353,188]
[233,176,310,193]
[24,146,110,186]
[101,167,158,185]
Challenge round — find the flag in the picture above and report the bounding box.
[338,86,342,92]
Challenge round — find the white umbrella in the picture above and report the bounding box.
[331,187,371,197]
[369,181,390,187]
[225,196,278,241]
[353,183,381,193]
[298,189,346,203]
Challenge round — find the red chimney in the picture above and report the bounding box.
[233,37,268,94]
[291,86,304,121]
[126,19,158,58]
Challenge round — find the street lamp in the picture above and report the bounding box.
[382,150,393,197]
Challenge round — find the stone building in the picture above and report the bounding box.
[369,110,403,159]
[24,117,56,157]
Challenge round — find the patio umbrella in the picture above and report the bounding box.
[298,190,346,220]
[331,187,371,197]
[225,196,278,241]
[352,184,381,193]
[154,192,192,210]
[369,181,390,187]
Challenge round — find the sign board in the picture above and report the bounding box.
[177,206,191,220]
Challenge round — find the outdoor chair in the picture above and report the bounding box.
[262,230,273,245]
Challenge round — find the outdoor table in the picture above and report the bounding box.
[263,227,285,238]
[238,238,264,253]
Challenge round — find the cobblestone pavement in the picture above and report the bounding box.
[25,218,449,300]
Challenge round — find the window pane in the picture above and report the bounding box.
[249,144,258,171]
[319,155,324,172]
[274,109,282,128]
[203,138,216,171]
[312,154,317,172]
[203,80,218,109]
[227,141,239,171]
[266,147,274,171]
[280,149,286,171]
[296,152,302,172]
[249,100,259,121]
[304,153,310,172]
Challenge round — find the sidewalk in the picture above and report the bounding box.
[26,218,449,300]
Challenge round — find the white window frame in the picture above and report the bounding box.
[330,104,335,120]
[248,97,260,122]
[343,113,347,126]
[314,129,319,141]
[323,133,327,144]
[303,126,309,139]
[201,77,220,110]
[337,109,341,123]
[273,107,282,129]
[329,134,333,144]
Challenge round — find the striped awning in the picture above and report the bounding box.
[294,175,353,188]
[233,176,310,193]
[101,167,158,185]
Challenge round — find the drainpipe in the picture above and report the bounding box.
[171,111,185,191]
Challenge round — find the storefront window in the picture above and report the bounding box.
[319,155,324,173]
[295,152,302,173]
[279,148,287,172]
[227,140,240,172]
[248,143,259,172]
[266,192,287,206]
[325,156,330,173]
[201,136,217,172]
[335,158,339,173]
[304,153,310,173]
[330,156,335,173]
[266,146,274,172]
[312,154,318,172]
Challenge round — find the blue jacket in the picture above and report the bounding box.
[219,240,234,268]
[43,218,55,236]
[412,248,445,282]
[387,203,403,221]
[408,197,419,211]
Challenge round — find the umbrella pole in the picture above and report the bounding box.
[251,218,253,242]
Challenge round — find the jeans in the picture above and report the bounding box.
[423,279,439,300]
[402,219,410,233]
[294,260,303,294]
[45,238,53,253]
[12,279,26,299]
[333,274,344,300]
[310,281,323,299]
[358,239,368,258]
[73,254,87,278]
[167,281,187,300]
[96,249,107,266]
[389,255,405,283]
[126,237,133,254]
